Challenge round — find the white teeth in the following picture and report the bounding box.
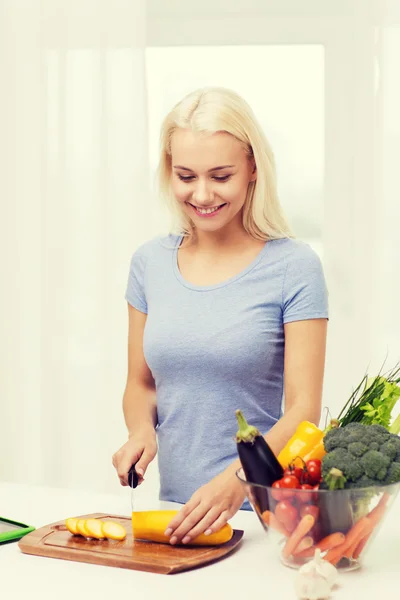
[196,205,222,214]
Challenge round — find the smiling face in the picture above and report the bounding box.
[170,129,257,235]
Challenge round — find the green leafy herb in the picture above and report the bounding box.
[337,362,400,430]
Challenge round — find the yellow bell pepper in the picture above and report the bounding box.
[303,437,326,462]
[277,421,324,469]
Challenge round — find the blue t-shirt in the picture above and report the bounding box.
[125,235,328,507]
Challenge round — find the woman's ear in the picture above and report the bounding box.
[250,159,257,182]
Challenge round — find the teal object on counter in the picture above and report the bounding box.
[0,517,35,544]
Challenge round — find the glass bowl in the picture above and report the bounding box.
[236,467,400,572]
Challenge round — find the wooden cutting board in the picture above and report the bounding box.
[18,513,244,574]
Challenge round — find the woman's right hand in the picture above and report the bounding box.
[112,427,157,486]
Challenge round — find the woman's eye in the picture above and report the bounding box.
[177,174,195,182]
[213,175,231,182]
[176,174,231,182]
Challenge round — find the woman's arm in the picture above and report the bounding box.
[224,317,328,476]
[112,304,157,485]
[123,304,157,436]
[264,317,327,454]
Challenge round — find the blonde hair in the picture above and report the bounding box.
[157,87,293,241]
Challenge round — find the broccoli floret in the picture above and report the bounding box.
[321,423,400,488]
[380,435,400,462]
[343,460,365,482]
[321,448,348,476]
[380,439,398,461]
[348,442,368,457]
[323,428,348,452]
[363,425,390,445]
[367,424,390,438]
[346,475,378,489]
[384,462,400,484]
[342,422,366,432]
[321,447,364,482]
[360,450,390,480]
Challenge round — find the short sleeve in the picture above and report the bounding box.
[125,249,148,314]
[282,243,329,324]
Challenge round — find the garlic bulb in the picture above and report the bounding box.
[295,565,331,600]
[299,549,338,589]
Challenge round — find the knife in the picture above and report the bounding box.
[128,463,139,489]
[128,463,139,513]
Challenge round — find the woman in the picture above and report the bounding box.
[112,87,328,546]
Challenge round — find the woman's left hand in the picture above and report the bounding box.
[164,467,246,545]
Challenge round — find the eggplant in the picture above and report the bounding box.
[235,409,283,513]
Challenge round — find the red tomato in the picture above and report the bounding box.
[300,504,319,521]
[284,466,303,481]
[297,483,314,504]
[279,475,301,499]
[280,475,301,490]
[300,471,311,485]
[306,459,322,485]
[275,501,298,532]
[271,480,283,501]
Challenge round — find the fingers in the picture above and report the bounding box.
[113,450,140,486]
[135,448,156,480]
[203,510,231,536]
[166,502,223,545]
[174,507,223,545]
[164,498,201,542]
[112,439,157,487]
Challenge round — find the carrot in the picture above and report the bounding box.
[325,517,370,565]
[352,492,390,559]
[352,530,372,559]
[293,546,316,559]
[282,514,315,559]
[292,536,314,556]
[344,533,368,560]
[367,492,390,524]
[294,531,345,559]
[261,510,291,537]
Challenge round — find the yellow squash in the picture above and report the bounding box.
[277,421,324,469]
[131,510,233,546]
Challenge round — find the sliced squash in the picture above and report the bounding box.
[65,518,79,535]
[85,519,106,540]
[101,521,127,541]
[76,519,91,537]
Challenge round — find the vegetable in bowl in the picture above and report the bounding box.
[320,423,400,488]
[319,422,400,525]
[235,362,400,571]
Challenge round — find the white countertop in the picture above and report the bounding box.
[1,481,399,600]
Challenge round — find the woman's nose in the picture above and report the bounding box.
[192,179,214,205]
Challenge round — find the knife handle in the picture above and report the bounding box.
[128,463,139,489]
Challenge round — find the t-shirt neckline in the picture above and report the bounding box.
[172,234,271,292]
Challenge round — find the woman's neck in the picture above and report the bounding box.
[186,223,254,255]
